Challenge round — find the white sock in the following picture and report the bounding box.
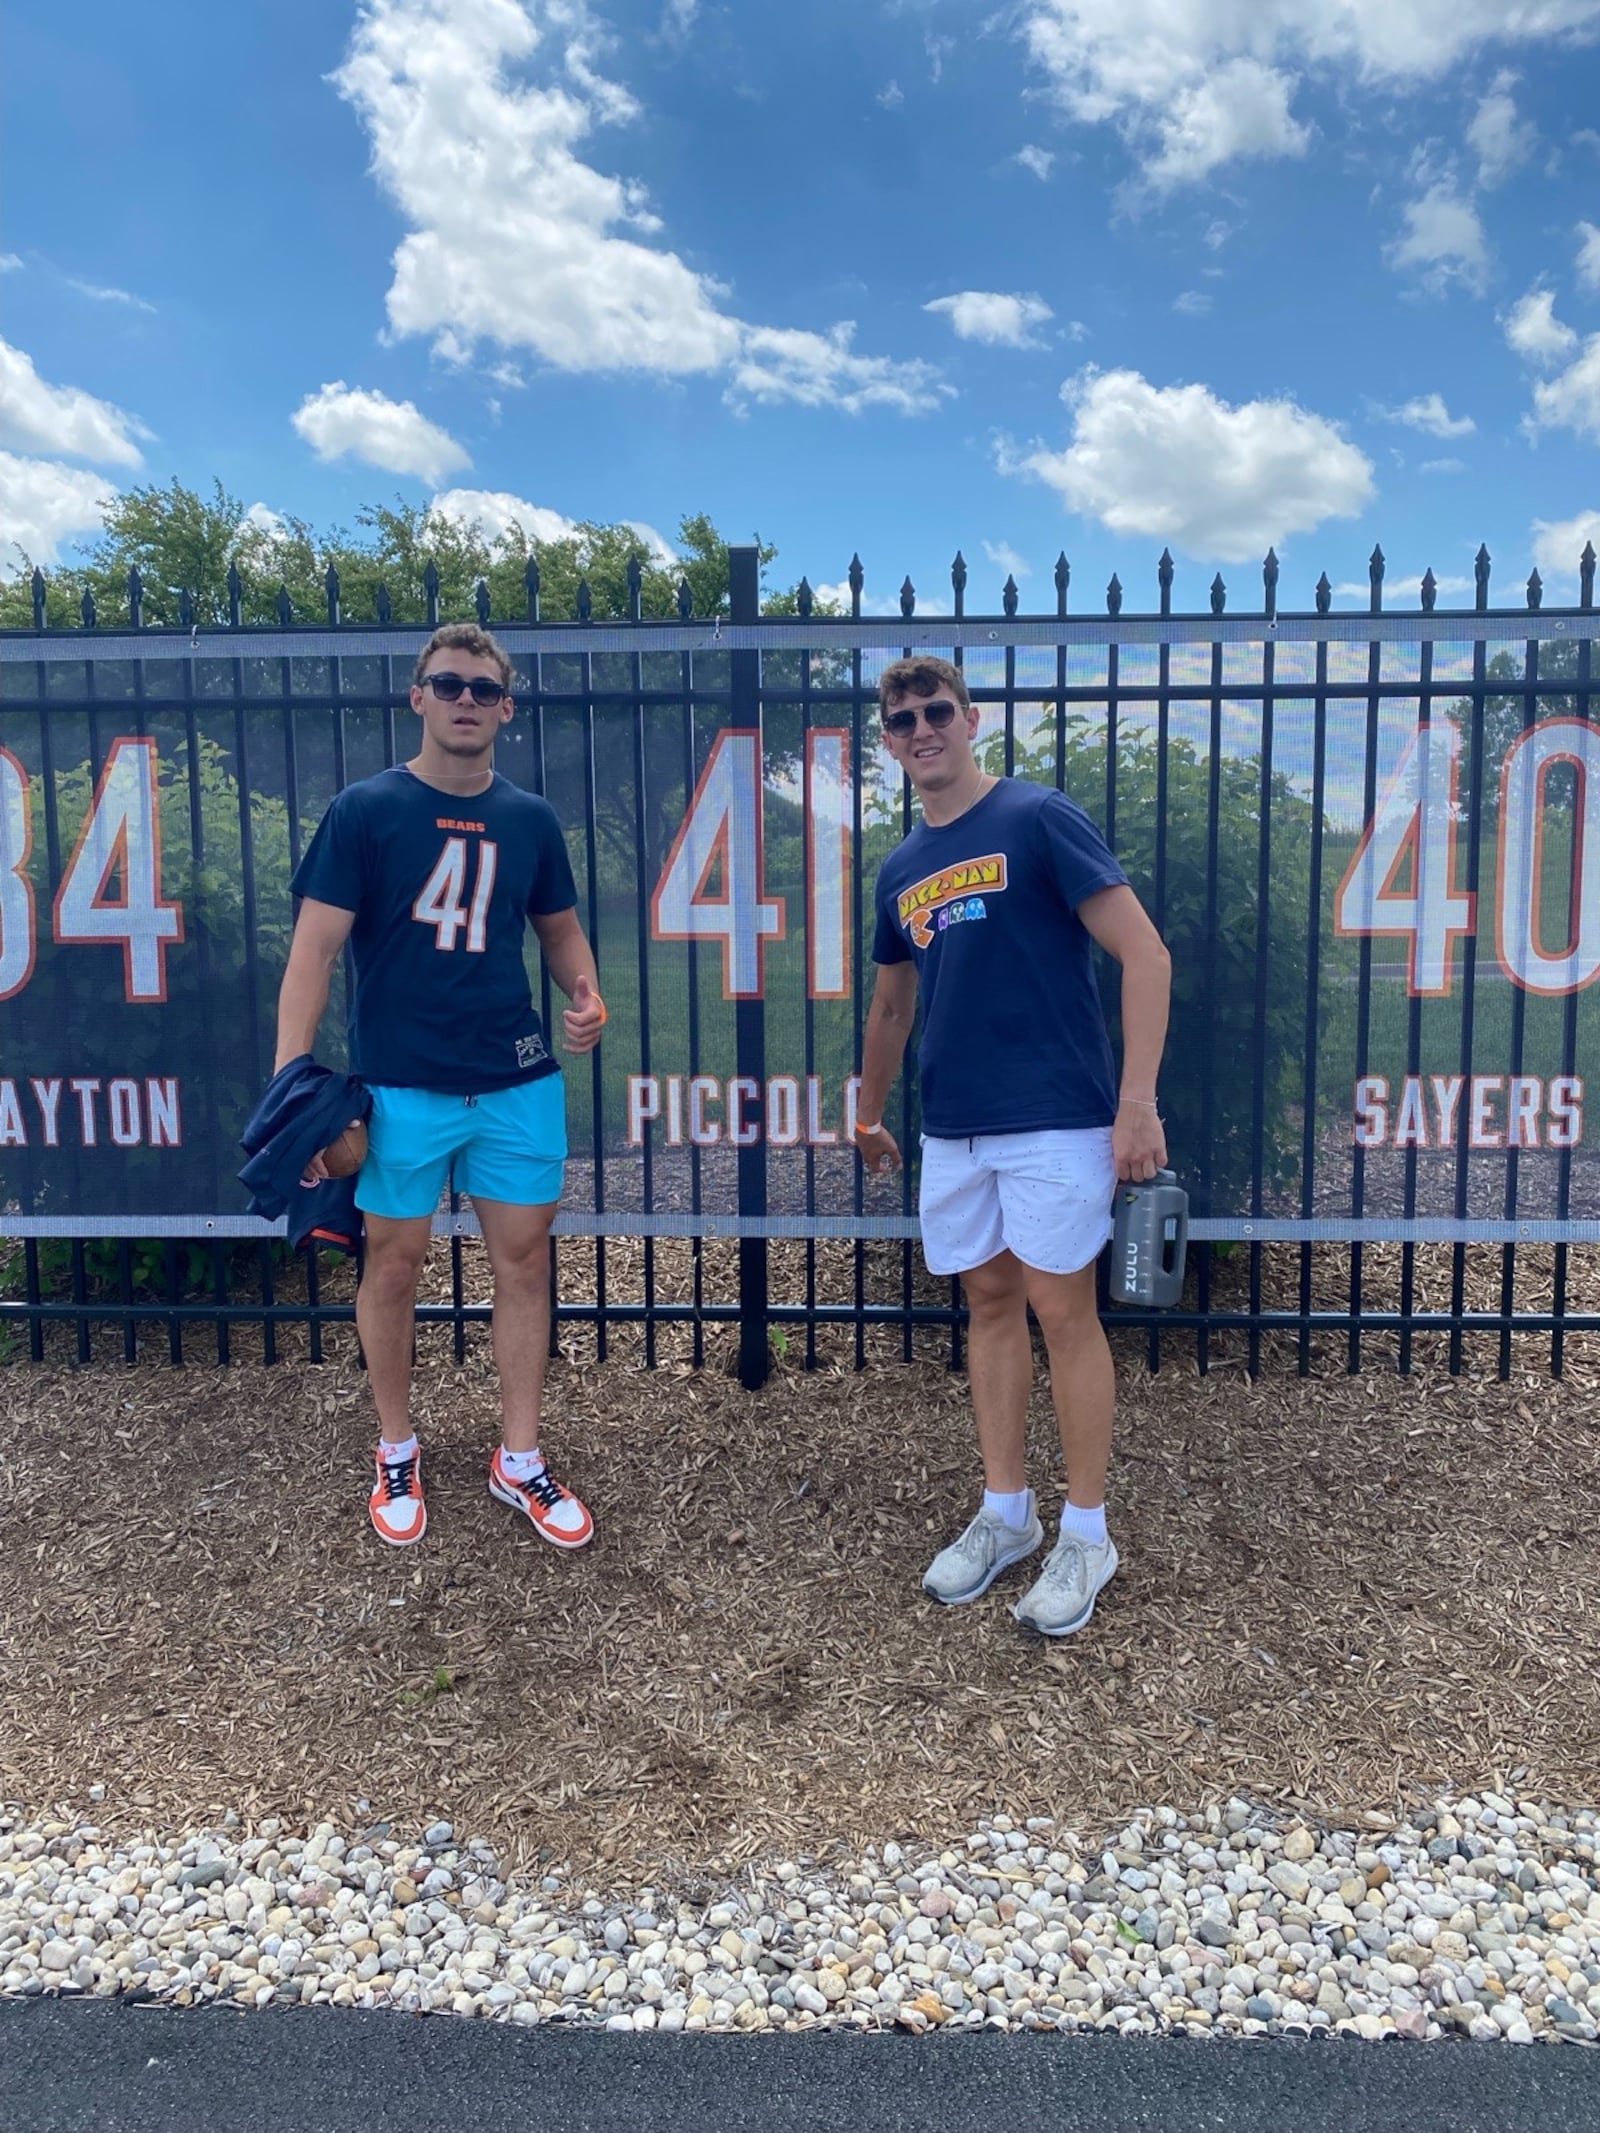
[1060,1500,1108,1548]
[983,1486,1033,1531]
[378,1434,418,1464]
[500,1445,547,1482]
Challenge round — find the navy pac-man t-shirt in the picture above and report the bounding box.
[871,778,1127,1138]
[291,765,577,1094]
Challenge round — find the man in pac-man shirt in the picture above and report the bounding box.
[276,624,605,1555]
[855,656,1171,1639]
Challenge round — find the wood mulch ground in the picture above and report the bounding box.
[2,1236,1598,1886]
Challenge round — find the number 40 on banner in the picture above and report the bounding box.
[650,729,852,999]
[1336,714,1600,997]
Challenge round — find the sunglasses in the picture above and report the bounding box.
[882,697,960,740]
[423,671,509,708]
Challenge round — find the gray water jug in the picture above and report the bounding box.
[1108,1170,1188,1308]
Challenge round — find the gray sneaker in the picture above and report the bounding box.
[922,1494,1044,1606]
[1012,1532,1119,1637]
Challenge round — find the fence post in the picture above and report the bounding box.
[728,545,769,1389]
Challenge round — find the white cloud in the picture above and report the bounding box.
[1003,366,1375,563]
[291,382,470,484]
[0,451,114,574]
[333,0,938,417]
[0,338,147,467]
[66,278,156,314]
[428,486,578,545]
[1419,456,1466,474]
[1527,335,1600,442]
[1504,287,1579,364]
[1141,59,1310,190]
[1332,571,1472,604]
[1387,177,1489,295]
[876,79,905,109]
[1532,510,1600,577]
[241,502,289,538]
[1173,290,1212,316]
[1577,221,1600,291]
[0,254,22,272]
[1014,144,1055,179]
[1021,1,1600,187]
[1467,71,1536,187]
[1382,391,1475,437]
[812,578,950,618]
[727,324,948,415]
[983,540,1032,579]
[924,291,1054,347]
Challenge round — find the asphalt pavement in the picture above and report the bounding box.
[2,2002,1599,2133]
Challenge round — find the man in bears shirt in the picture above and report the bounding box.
[276,623,605,1551]
[855,656,1171,1637]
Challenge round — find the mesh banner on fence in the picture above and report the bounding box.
[1,622,1596,1241]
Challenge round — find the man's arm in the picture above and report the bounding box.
[274,899,356,1073]
[530,905,605,1054]
[853,958,919,1172]
[1078,882,1172,1181]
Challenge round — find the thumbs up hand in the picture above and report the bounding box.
[562,972,608,1054]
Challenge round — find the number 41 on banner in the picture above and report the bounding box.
[650,729,852,1000]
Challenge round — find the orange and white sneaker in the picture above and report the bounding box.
[488,1448,594,1550]
[369,1444,427,1546]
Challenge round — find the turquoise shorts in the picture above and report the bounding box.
[356,1077,568,1221]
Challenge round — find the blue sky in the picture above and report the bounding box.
[2,0,1599,614]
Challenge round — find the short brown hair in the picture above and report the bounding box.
[413,622,512,691]
[877,655,969,718]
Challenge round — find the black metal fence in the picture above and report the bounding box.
[2,539,1597,1381]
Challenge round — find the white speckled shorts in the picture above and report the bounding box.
[917,1126,1116,1277]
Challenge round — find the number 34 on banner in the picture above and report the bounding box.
[651,729,851,1000]
[0,738,184,1004]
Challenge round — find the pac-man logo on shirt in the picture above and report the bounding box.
[897,854,1008,948]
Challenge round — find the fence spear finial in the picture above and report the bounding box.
[525,552,541,622]
[1420,568,1437,613]
[1581,541,1596,612]
[676,576,693,620]
[1157,547,1174,616]
[1368,544,1384,614]
[1315,571,1332,615]
[1054,552,1070,617]
[375,581,391,625]
[1106,573,1122,616]
[951,551,967,617]
[475,575,492,625]
[127,565,143,629]
[900,575,916,619]
[626,553,642,622]
[178,586,194,629]
[576,577,593,623]
[1002,574,1019,618]
[1210,572,1227,616]
[81,587,96,628]
[276,583,292,626]
[30,566,45,629]
[848,553,864,619]
[423,558,440,626]
[325,562,341,626]
[1526,568,1543,612]
[796,575,814,618]
[1475,543,1491,613]
[227,559,242,628]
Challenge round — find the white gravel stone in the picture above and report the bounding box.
[2,1794,1595,2042]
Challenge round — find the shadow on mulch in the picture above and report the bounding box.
[2,1249,1598,1884]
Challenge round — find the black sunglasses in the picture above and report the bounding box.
[882,697,960,740]
[423,671,509,708]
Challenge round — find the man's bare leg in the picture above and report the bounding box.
[959,1249,1035,1492]
[473,1197,558,1455]
[356,1213,432,1440]
[1023,1260,1115,1509]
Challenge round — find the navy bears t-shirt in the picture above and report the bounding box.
[291,765,578,1094]
[871,778,1127,1138]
